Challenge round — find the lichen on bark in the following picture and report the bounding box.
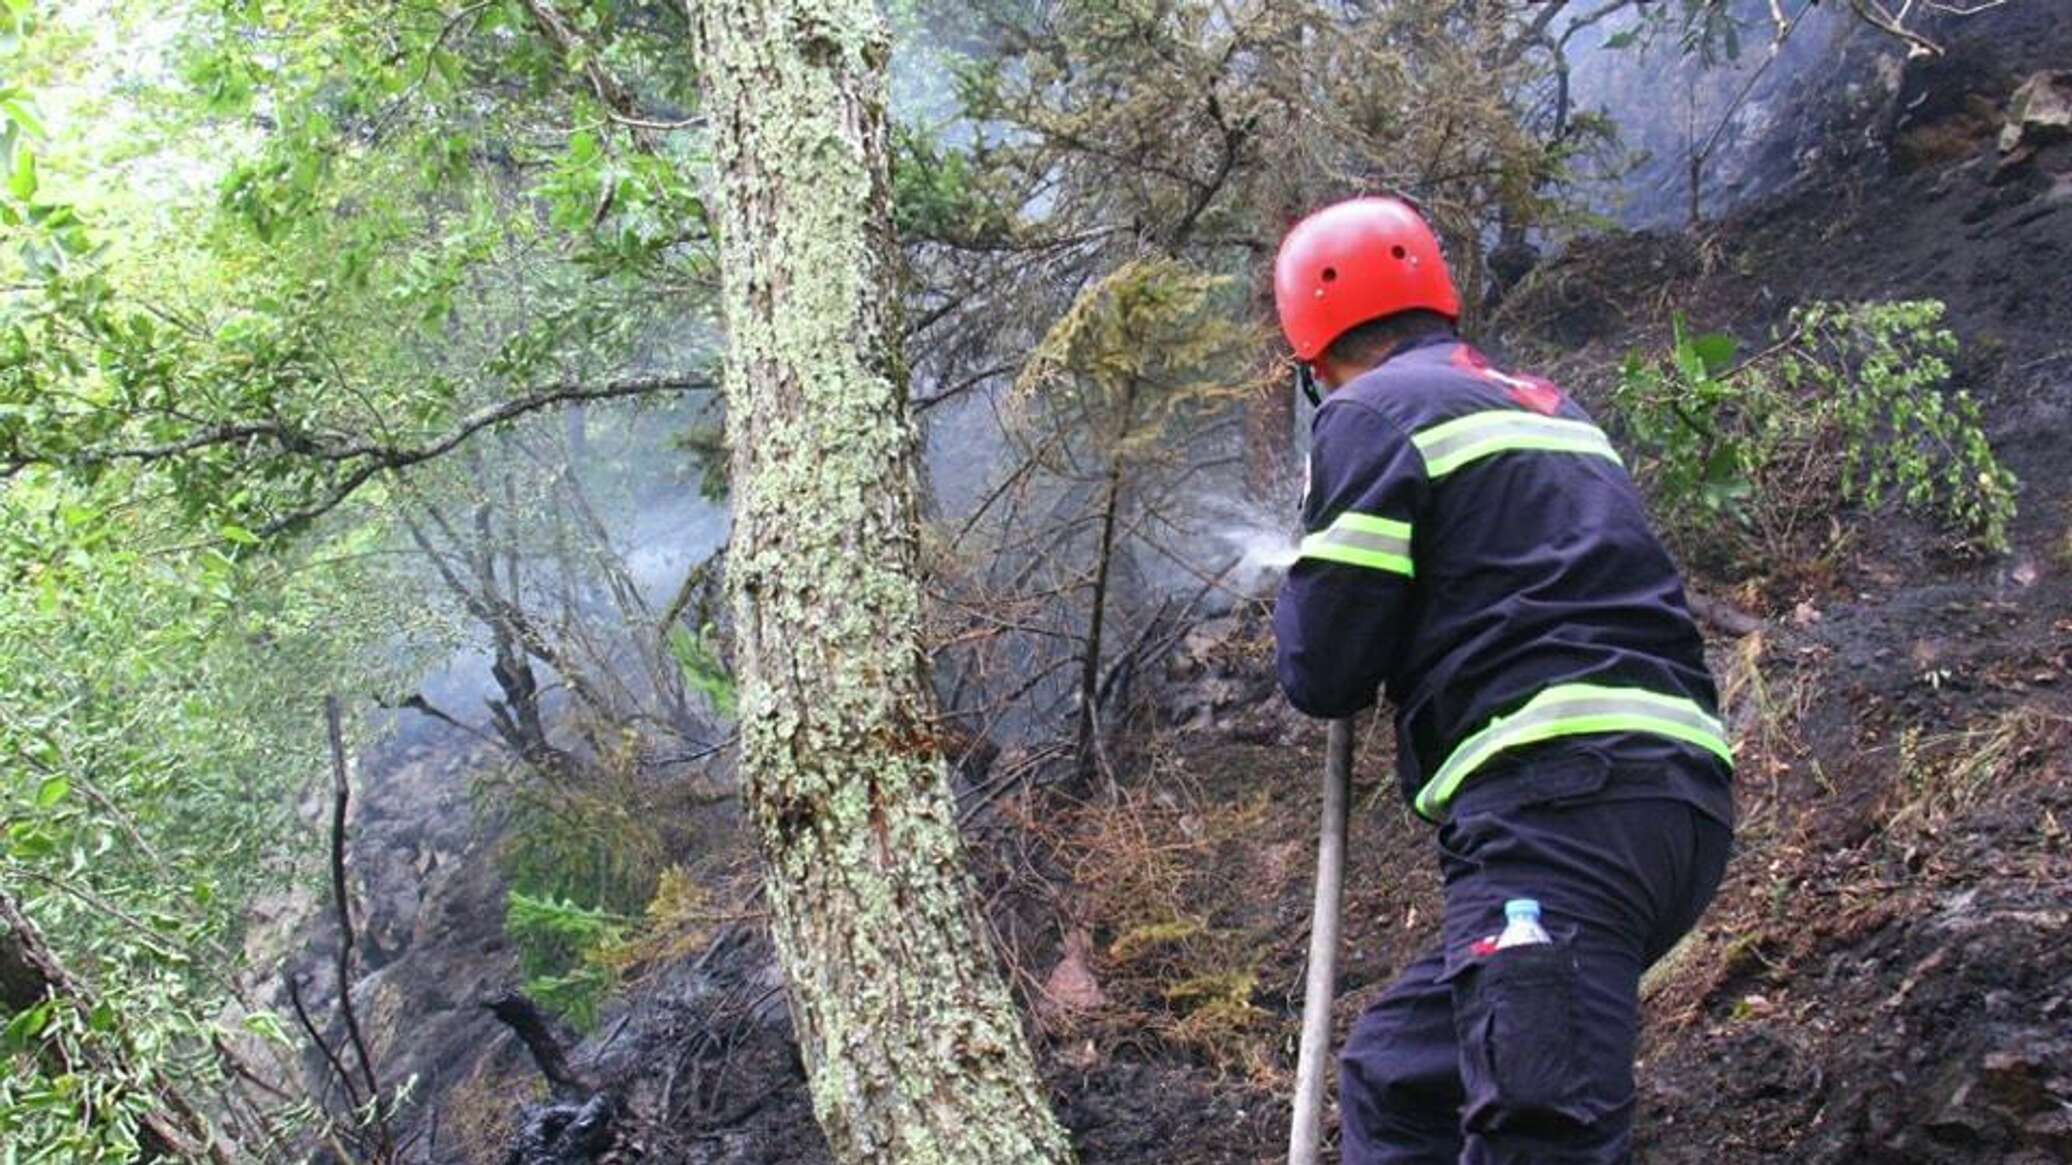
[689,1,1076,1161]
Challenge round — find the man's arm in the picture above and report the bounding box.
[1274,401,1427,718]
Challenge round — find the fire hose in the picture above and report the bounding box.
[1287,717,1354,1165]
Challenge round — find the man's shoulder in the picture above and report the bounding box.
[1339,341,1587,433]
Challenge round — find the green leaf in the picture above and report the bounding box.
[220,523,259,546]
[34,775,69,808]
[1691,333,1737,376]
[3,1001,53,1048]
[2,98,44,140]
[241,1011,292,1046]
[6,827,55,859]
[8,145,34,201]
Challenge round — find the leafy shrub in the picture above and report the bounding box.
[490,766,681,1029]
[667,624,737,721]
[1611,300,2016,574]
[504,891,626,1032]
[491,769,670,916]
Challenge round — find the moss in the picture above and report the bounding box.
[1110,918,1209,962]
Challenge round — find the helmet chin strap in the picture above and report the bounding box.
[1296,362,1323,409]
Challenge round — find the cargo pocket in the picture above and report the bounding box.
[1453,942,1587,1129]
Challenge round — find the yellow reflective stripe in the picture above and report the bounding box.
[1333,512,1411,539]
[1412,411,1624,478]
[1297,511,1413,577]
[1413,684,1733,821]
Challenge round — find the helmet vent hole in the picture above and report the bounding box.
[1391,245,1407,260]
[1320,266,1338,283]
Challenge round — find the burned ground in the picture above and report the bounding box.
[1004,14,2072,1160]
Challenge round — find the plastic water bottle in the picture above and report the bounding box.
[1494,898,1552,949]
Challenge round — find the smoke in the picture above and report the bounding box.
[366,390,729,755]
[1562,0,1853,228]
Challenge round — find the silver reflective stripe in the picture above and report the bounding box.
[1414,684,1733,820]
[1297,512,1413,576]
[1412,411,1624,478]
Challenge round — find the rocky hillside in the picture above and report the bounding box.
[305,7,2072,1162]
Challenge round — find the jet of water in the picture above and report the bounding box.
[1220,523,1299,586]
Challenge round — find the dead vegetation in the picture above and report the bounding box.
[1001,755,1296,1085]
[444,1062,547,1165]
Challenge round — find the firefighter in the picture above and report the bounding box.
[1271,196,1735,1164]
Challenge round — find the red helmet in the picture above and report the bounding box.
[1273,196,1461,363]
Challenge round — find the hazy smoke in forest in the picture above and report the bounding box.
[1563,0,1850,227]
[395,0,1863,745]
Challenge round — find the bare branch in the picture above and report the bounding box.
[482,991,593,1100]
[914,362,1017,413]
[257,375,711,533]
[323,696,394,1158]
[1846,0,1946,56]
[6,374,711,534]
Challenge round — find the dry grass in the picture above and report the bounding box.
[441,1059,544,1165]
[1880,705,2064,835]
[1643,693,2069,1034]
[600,864,718,977]
[1716,630,1820,837]
[1013,750,1295,1084]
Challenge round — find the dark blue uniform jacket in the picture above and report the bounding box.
[1274,336,1733,823]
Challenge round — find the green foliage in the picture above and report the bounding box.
[1,0,715,1154]
[504,891,626,1032]
[492,771,671,921]
[1596,0,1745,64]
[491,759,701,1029]
[3,0,715,533]
[940,0,1596,326]
[1612,300,2017,573]
[0,995,165,1165]
[1611,315,1770,526]
[890,123,1009,244]
[667,624,738,720]
[0,406,480,1159]
[1013,257,1263,461]
[1807,302,2017,549]
[0,472,394,1160]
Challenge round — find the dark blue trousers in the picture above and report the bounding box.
[1340,746,1732,1164]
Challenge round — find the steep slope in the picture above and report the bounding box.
[1006,7,2072,1161]
[333,9,2072,1162]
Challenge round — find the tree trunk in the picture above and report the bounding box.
[689,3,1076,1163]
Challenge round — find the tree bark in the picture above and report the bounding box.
[483,991,592,1101]
[689,2,1076,1162]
